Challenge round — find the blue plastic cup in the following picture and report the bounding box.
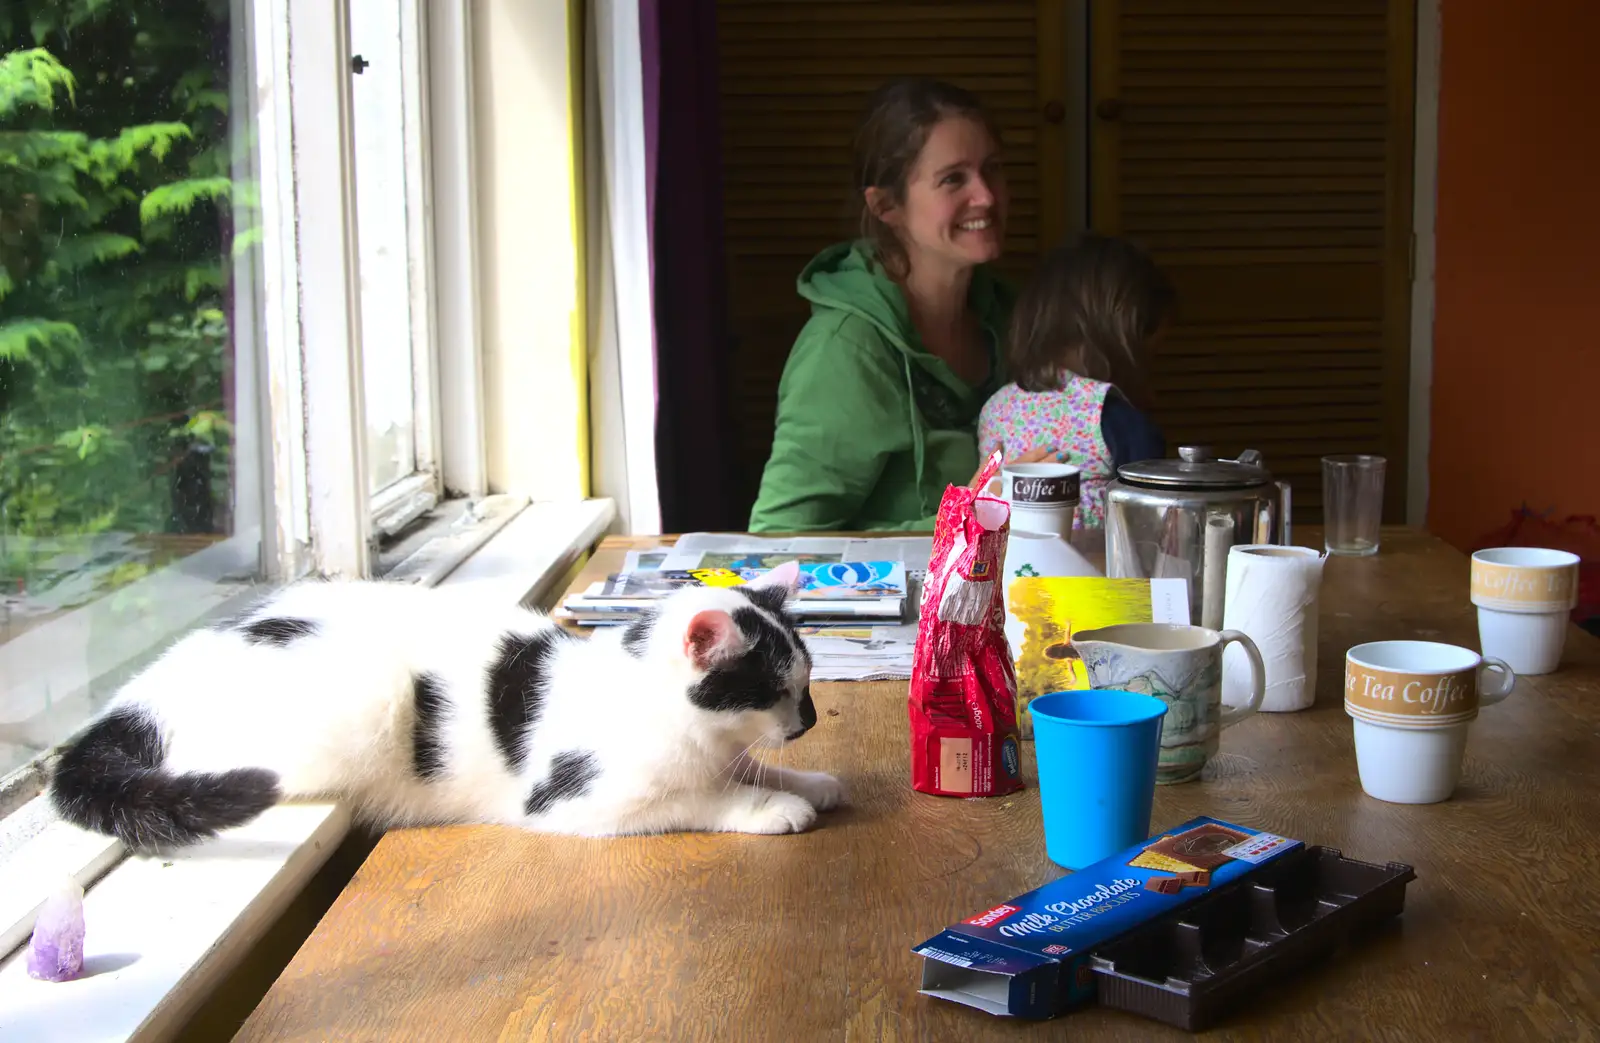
[1029,689,1168,870]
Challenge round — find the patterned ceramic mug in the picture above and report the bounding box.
[1071,623,1266,784]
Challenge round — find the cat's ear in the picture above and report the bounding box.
[741,560,802,614]
[684,609,743,670]
[745,563,800,595]
[746,560,803,593]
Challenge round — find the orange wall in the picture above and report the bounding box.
[1429,0,1600,550]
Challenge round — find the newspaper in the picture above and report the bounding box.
[799,624,917,682]
[659,533,934,575]
[620,534,929,679]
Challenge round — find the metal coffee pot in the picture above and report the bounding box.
[1105,446,1292,629]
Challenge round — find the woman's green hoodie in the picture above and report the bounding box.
[748,241,1012,532]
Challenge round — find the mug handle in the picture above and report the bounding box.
[1477,656,1516,706]
[1218,630,1266,728]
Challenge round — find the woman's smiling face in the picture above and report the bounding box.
[877,115,1007,276]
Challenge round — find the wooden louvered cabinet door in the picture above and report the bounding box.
[716,1,1070,508]
[1090,0,1416,523]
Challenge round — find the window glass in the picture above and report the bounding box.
[0,0,266,775]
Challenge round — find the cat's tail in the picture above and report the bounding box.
[49,706,282,850]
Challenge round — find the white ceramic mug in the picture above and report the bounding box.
[1344,640,1515,729]
[1476,607,1568,676]
[1470,547,1580,675]
[999,462,1080,536]
[1351,718,1470,804]
[1344,640,1516,804]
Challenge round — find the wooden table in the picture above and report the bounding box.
[236,527,1600,1041]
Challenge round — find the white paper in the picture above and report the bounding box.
[800,624,918,682]
[1222,545,1327,712]
[1150,578,1192,624]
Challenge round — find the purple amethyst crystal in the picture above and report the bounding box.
[26,879,85,982]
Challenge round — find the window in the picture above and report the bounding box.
[0,0,464,782]
[0,0,268,778]
[0,0,597,800]
[350,0,441,537]
[0,4,604,1020]
[0,0,577,793]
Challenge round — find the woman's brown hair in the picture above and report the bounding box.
[1007,233,1176,404]
[853,79,1002,280]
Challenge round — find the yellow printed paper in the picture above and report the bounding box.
[688,568,745,588]
[1007,577,1160,737]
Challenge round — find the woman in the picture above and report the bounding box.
[747,79,1053,533]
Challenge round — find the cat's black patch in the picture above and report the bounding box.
[238,616,318,647]
[485,627,572,772]
[729,585,806,668]
[621,610,657,658]
[411,672,449,781]
[733,583,789,617]
[523,750,601,816]
[50,706,281,849]
[688,606,798,713]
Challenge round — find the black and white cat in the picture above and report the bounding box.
[48,561,843,849]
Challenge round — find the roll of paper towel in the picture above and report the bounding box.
[1221,544,1327,712]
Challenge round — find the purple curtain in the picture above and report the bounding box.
[647,0,739,532]
[640,0,660,407]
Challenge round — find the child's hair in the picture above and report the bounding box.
[853,79,1002,280]
[1007,233,1175,401]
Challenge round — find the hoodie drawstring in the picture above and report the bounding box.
[904,357,929,516]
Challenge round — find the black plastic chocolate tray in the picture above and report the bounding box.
[1090,846,1416,1031]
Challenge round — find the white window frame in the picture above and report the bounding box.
[284,0,371,579]
[266,0,489,576]
[427,1,489,501]
[362,0,447,538]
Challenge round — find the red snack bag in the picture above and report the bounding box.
[909,450,1024,797]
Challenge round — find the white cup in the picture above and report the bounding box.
[1344,640,1515,805]
[1469,547,1579,676]
[999,463,1081,536]
[1352,718,1470,804]
[1477,605,1568,675]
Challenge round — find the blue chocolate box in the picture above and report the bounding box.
[913,816,1302,1019]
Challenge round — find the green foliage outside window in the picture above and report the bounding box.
[0,1,253,594]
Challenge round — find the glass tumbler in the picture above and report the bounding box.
[1322,454,1386,556]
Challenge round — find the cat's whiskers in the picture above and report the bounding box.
[715,736,765,794]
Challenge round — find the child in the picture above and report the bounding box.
[978,233,1175,528]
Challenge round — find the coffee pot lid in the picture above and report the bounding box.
[1117,446,1272,489]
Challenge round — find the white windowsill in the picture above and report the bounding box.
[0,496,616,1042]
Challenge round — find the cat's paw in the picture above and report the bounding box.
[786,770,845,811]
[730,790,817,835]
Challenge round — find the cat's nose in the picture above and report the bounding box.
[798,688,817,730]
